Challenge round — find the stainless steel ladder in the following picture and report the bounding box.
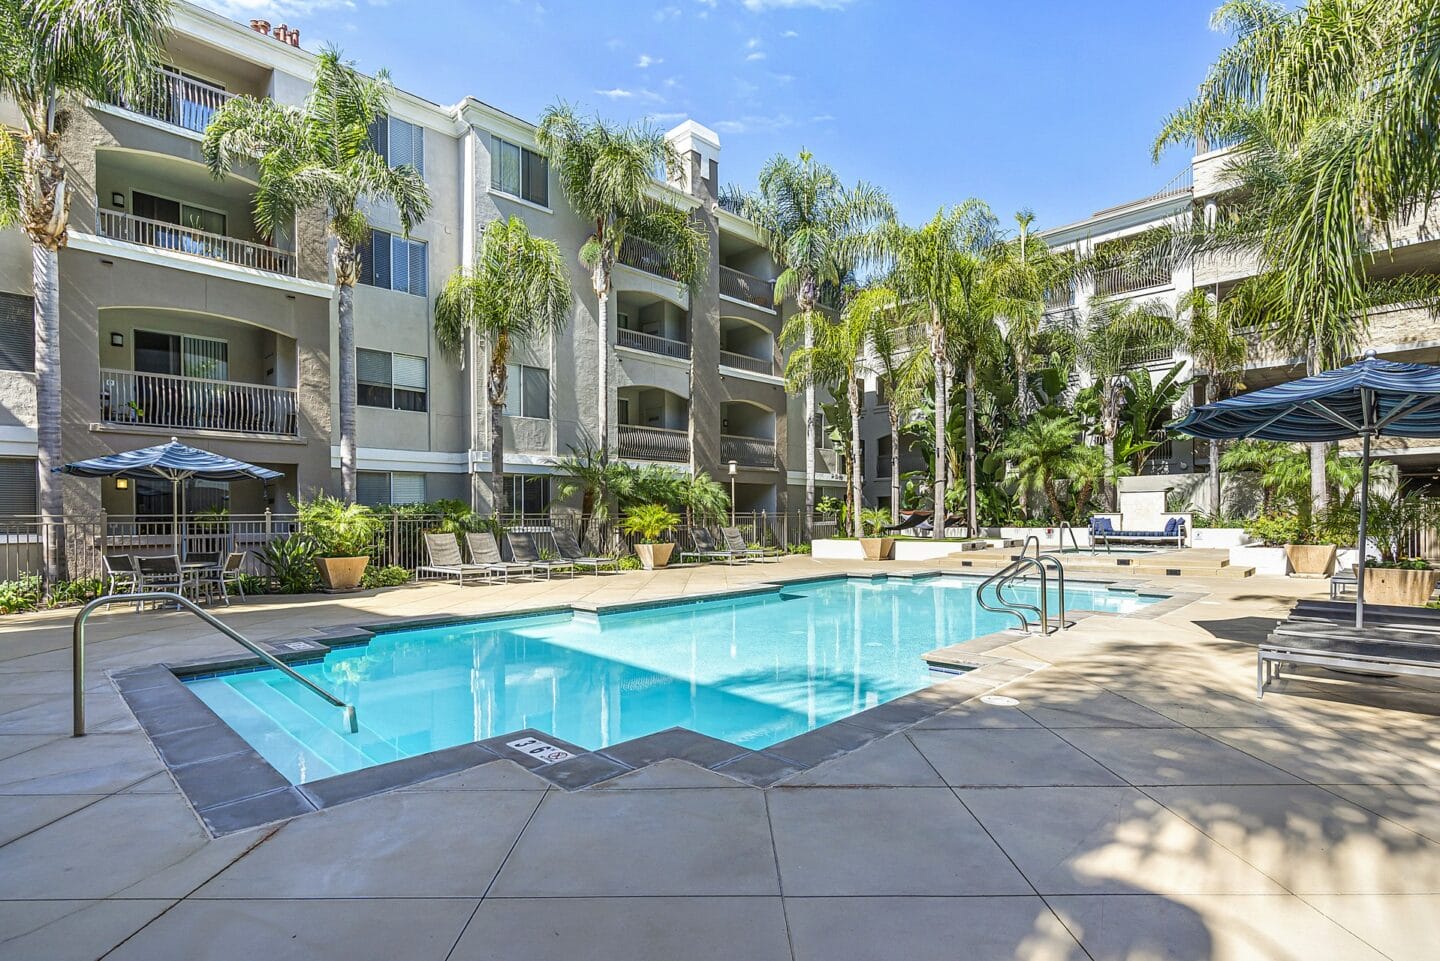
[975,537,1068,635]
[73,591,358,737]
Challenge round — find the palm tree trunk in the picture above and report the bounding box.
[1208,439,1221,515]
[33,243,64,584]
[1306,352,1328,512]
[489,342,509,515]
[888,408,901,525]
[932,315,947,541]
[337,281,357,503]
[804,312,816,536]
[593,266,611,451]
[964,360,978,536]
[849,374,862,536]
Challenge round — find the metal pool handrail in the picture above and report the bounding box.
[1017,537,1067,632]
[1056,521,1087,555]
[978,556,1049,634]
[72,592,357,737]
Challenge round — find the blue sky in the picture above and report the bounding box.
[197,0,1230,230]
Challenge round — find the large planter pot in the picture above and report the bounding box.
[858,537,894,561]
[635,543,675,570]
[1363,567,1440,607]
[1285,543,1337,577]
[315,556,369,592]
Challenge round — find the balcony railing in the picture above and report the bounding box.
[1094,261,1172,297]
[721,434,776,468]
[719,349,776,376]
[100,368,299,436]
[616,327,690,360]
[719,266,776,309]
[106,70,233,134]
[618,236,680,281]
[1120,345,1175,368]
[617,424,689,463]
[97,210,297,277]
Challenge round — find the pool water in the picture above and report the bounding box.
[186,575,1160,784]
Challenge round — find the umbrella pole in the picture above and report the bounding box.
[172,478,180,559]
[1355,432,1370,630]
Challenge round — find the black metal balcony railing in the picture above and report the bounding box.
[100,368,299,436]
[618,236,680,281]
[719,266,776,309]
[616,327,690,360]
[718,349,776,377]
[97,210,297,276]
[617,424,689,463]
[721,434,776,468]
[106,70,233,134]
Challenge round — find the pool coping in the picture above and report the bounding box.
[112,569,1179,837]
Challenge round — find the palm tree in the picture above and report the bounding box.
[0,0,174,583]
[868,297,926,523]
[203,47,431,503]
[554,442,631,537]
[1002,411,1103,523]
[994,209,1070,416]
[535,104,708,450]
[742,151,893,531]
[1116,361,1190,474]
[1176,288,1250,513]
[435,217,572,514]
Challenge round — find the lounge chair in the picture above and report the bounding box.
[722,526,780,562]
[1330,563,1358,599]
[419,533,490,585]
[551,529,621,574]
[1288,598,1440,631]
[882,512,927,535]
[681,528,744,565]
[464,532,537,583]
[506,531,574,579]
[1090,516,1187,549]
[1258,629,1440,698]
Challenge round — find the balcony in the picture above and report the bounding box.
[97,210,296,277]
[1121,345,1176,369]
[719,350,777,377]
[719,266,776,310]
[617,327,690,361]
[100,368,298,436]
[1094,261,1172,297]
[617,424,689,463]
[105,70,233,135]
[619,236,680,281]
[721,434,776,468]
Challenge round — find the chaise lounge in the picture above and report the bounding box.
[551,529,621,574]
[1089,515,1187,550]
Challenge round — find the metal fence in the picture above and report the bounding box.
[0,509,836,586]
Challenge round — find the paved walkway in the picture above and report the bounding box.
[0,559,1436,960]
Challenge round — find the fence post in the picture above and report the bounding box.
[391,512,400,567]
[263,508,272,538]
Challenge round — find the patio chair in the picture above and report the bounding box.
[506,531,574,579]
[551,528,621,574]
[464,532,538,583]
[419,532,490,585]
[193,551,249,605]
[102,554,140,596]
[722,527,780,562]
[1329,563,1359,600]
[680,528,743,565]
[135,554,194,606]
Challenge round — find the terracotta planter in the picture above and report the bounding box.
[1285,543,1336,577]
[1363,567,1440,607]
[315,556,369,592]
[859,537,894,561]
[634,543,674,570]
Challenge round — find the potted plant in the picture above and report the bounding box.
[297,494,382,591]
[858,507,894,561]
[620,503,680,570]
[1359,493,1440,606]
[1248,513,1336,576]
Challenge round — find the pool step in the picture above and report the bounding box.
[944,547,1254,578]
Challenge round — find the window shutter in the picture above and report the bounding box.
[356,471,390,506]
[389,235,408,294]
[407,239,427,297]
[368,117,388,161]
[389,472,427,505]
[0,292,34,372]
[356,348,391,386]
[0,459,37,515]
[371,229,391,289]
[388,117,412,171]
[392,353,427,390]
[408,121,424,175]
[522,367,549,420]
[358,231,373,286]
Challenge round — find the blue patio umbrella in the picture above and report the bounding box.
[60,439,282,558]
[1173,350,1440,628]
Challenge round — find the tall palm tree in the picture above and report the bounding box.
[1002,411,1103,524]
[1175,288,1250,514]
[868,296,926,523]
[742,151,893,531]
[536,104,708,450]
[994,209,1070,416]
[0,0,174,583]
[203,47,431,503]
[435,216,572,514]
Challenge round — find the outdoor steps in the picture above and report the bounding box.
[937,546,1254,579]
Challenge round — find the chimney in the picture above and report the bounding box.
[286,27,300,47]
[249,19,270,35]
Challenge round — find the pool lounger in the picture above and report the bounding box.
[420,533,501,585]
[464,532,540,582]
[722,527,781,562]
[1258,625,1440,697]
[681,528,746,565]
[1090,516,1187,548]
[507,531,576,579]
[551,529,621,574]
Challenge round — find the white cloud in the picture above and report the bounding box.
[781,29,800,37]
[745,36,762,49]
[713,113,795,135]
[742,0,854,9]
[190,0,354,17]
[595,88,635,99]
[636,54,662,68]
[654,5,682,21]
[745,51,767,61]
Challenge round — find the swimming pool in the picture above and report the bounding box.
[186,575,1160,784]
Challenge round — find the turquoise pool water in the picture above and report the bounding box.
[186,575,1160,784]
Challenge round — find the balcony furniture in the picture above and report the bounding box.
[722,527,781,562]
[617,424,689,463]
[96,210,297,276]
[680,528,744,565]
[551,529,621,575]
[99,368,300,437]
[506,531,574,579]
[719,266,776,309]
[419,533,491,585]
[463,532,538,583]
[616,327,690,360]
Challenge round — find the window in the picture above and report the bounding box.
[134,331,229,380]
[356,471,427,507]
[814,413,833,450]
[876,435,893,478]
[357,349,427,412]
[359,228,428,297]
[135,477,228,517]
[0,292,34,372]
[368,115,425,175]
[132,191,226,235]
[503,364,550,419]
[0,458,37,515]
[504,474,550,515]
[490,135,549,207]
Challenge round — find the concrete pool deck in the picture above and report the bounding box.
[0,557,1437,960]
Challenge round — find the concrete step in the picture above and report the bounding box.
[943,547,1254,579]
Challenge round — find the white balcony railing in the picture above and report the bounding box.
[721,434,776,468]
[100,368,299,436]
[719,266,776,309]
[1120,345,1175,369]
[1094,261,1172,297]
[719,349,776,376]
[616,327,691,360]
[97,210,297,277]
[106,70,233,134]
[617,424,689,463]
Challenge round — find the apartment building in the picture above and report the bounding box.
[0,3,845,524]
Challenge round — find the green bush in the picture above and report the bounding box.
[259,534,319,594]
[786,543,812,555]
[0,574,42,614]
[1366,557,1431,571]
[619,503,680,543]
[47,578,103,607]
[361,564,411,589]
[617,554,643,571]
[1245,514,1303,546]
[296,494,382,558]
[233,573,270,597]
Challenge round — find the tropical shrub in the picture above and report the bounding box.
[859,508,891,537]
[361,564,411,589]
[1361,492,1440,564]
[0,575,42,614]
[260,535,319,594]
[1245,513,1305,546]
[233,573,270,597]
[296,494,383,558]
[620,504,680,543]
[47,578,104,607]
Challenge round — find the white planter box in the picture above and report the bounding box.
[997,526,1096,549]
[1193,528,1252,549]
[1232,545,1289,575]
[892,540,984,561]
[811,539,864,560]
